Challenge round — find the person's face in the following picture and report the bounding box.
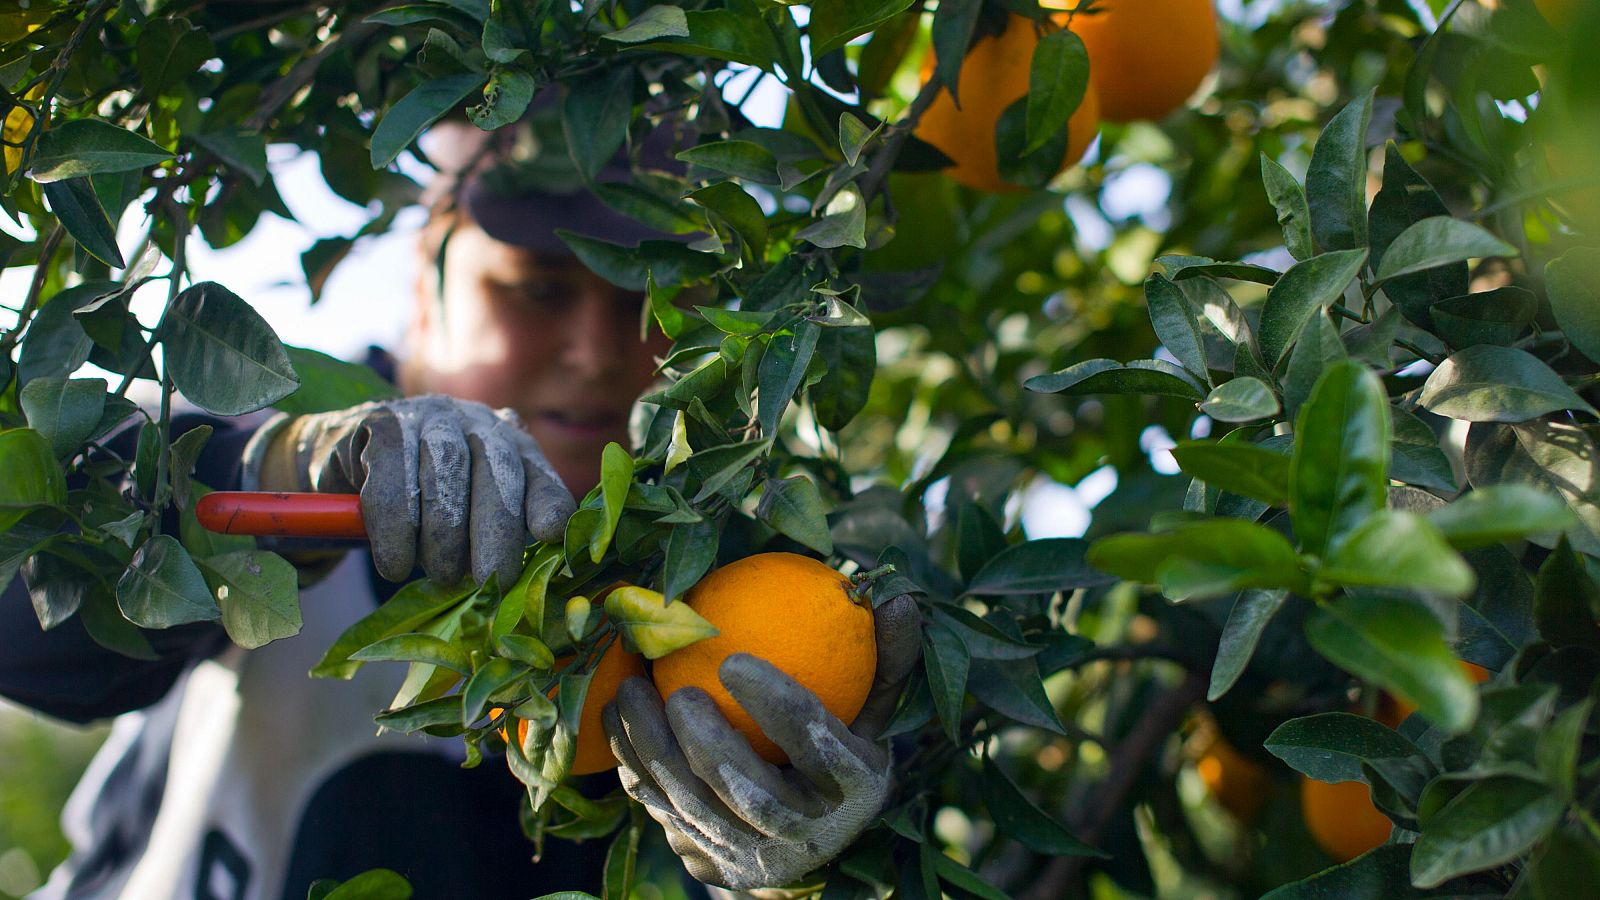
[404,221,669,495]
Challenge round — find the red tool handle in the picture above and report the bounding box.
[195,492,367,540]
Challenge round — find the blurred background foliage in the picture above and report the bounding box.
[2,0,1593,896]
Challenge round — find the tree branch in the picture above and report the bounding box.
[1021,672,1206,900]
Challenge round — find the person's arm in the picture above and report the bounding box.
[0,414,250,723]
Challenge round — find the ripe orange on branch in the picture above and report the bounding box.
[651,552,878,764]
[1054,0,1220,123]
[501,637,647,776]
[915,13,1101,193]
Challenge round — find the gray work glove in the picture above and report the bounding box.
[604,594,922,892]
[243,395,573,585]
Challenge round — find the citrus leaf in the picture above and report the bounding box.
[604,585,718,659]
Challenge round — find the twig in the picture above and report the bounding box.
[245,10,369,132]
[857,75,945,203]
[0,225,64,356]
[1021,672,1206,900]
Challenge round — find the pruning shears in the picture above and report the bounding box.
[195,491,368,540]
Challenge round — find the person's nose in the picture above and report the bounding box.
[558,290,622,379]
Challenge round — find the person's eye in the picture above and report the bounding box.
[493,280,570,309]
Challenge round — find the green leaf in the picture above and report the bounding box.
[370,74,486,169]
[1161,255,1283,286]
[810,0,916,56]
[193,128,268,186]
[968,656,1067,734]
[482,0,540,64]
[933,604,1041,660]
[161,282,300,415]
[756,476,833,555]
[923,618,969,741]
[468,66,537,131]
[30,119,174,182]
[1089,520,1304,601]
[556,232,720,292]
[199,550,302,649]
[1420,345,1596,422]
[1209,588,1288,700]
[352,632,473,675]
[688,438,769,504]
[931,853,1013,900]
[135,17,214,97]
[981,757,1106,858]
[838,112,879,167]
[1283,310,1348,418]
[1261,153,1314,260]
[1426,486,1574,551]
[1410,776,1566,888]
[1305,594,1479,734]
[116,534,219,628]
[1545,247,1600,364]
[1264,712,1423,784]
[1200,377,1280,423]
[1321,511,1476,598]
[758,321,821,436]
[1257,248,1368,366]
[275,347,400,415]
[312,579,472,679]
[373,695,466,734]
[1305,90,1373,252]
[1260,845,1441,900]
[627,7,785,70]
[661,517,718,604]
[1465,421,1600,557]
[812,324,875,432]
[562,67,634,182]
[965,538,1113,595]
[1517,829,1600,900]
[593,443,632,563]
[17,282,111,384]
[1532,538,1600,652]
[1170,441,1290,507]
[1368,143,1464,329]
[675,140,780,184]
[795,185,867,249]
[603,5,690,42]
[994,96,1070,190]
[605,584,718,659]
[461,657,527,727]
[1374,216,1518,284]
[1024,29,1090,157]
[20,376,106,460]
[930,0,983,106]
[315,867,414,900]
[688,181,768,259]
[1023,358,1205,400]
[43,178,124,268]
[1145,273,1210,386]
[1389,407,1456,493]
[1431,287,1539,350]
[1290,360,1391,559]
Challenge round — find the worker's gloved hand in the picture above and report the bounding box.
[604,594,922,893]
[243,395,573,585]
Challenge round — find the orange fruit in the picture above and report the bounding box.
[1378,661,1490,728]
[501,637,646,776]
[1300,776,1393,862]
[651,552,877,764]
[915,13,1101,193]
[1055,0,1220,123]
[1194,731,1271,823]
[2,85,43,175]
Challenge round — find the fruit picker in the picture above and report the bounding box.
[1,95,918,900]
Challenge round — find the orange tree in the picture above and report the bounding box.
[2,1,1598,898]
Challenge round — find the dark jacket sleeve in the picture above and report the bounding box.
[0,414,257,724]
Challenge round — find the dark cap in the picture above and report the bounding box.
[418,90,686,255]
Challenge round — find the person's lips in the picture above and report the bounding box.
[533,408,629,441]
